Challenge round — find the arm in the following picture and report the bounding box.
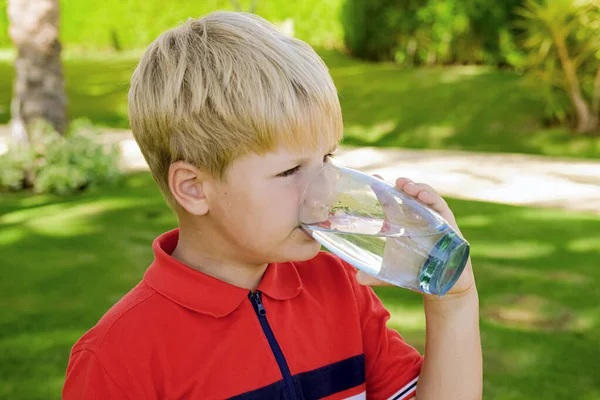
[358,177,483,399]
[63,349,130,399]
[397,180,482,399]
[417,282,482,399]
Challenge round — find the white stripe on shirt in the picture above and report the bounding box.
[344,391,366,400]
[388,376,419,400]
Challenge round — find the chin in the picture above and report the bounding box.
[277,239,321,263]
[296,241,322,261]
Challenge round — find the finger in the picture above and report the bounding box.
[370,179,405,219]
[373,174,384,180]
[402,182,438,197]
[415,188,448,209]
[395,177,414,189]
[403,182,450,210]
[397,181,462,235]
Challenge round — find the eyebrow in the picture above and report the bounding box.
[289,144,339,165]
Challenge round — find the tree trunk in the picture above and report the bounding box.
[8,0,67,143]
[552,28,598,133]
[591,63,600,132]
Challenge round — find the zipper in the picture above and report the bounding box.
[249,291,298,400]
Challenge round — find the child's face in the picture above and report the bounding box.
[204,141,338,265]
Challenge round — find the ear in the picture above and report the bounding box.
[168,161,209,215]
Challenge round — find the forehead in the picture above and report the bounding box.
[266,140,339,162]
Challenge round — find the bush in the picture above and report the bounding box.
[341,0,527,66]
[341,0,407,61]
[0,119,121,194]
[515,0,600,132]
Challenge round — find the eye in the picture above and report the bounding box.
[277,153,335,178]
[278,165,301,178]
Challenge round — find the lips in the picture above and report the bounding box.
[298,225,315,239]
[298,203,332,225]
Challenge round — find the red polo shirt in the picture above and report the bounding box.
[63,229,423,399]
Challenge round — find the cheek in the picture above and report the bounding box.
[226,185,292,228]
[273,189,302,222]
[221,180,306,238]
[262,181,306,227]
[210,184,252,229]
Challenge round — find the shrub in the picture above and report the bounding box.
[341,0,527,66]
[341,0,407,61]
[515,0,600,133]
[0,119,121,194]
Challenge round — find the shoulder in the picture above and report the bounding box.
[70,281,167,357]
[65,282,182,395]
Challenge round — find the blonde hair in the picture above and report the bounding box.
[128,11,343,208]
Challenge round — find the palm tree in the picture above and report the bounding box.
[517,0,600,134]
[7,0,67,145]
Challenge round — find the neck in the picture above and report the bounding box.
[171,222,268,291]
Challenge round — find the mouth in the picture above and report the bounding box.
[297,225,314,239]
[298,204,332,225]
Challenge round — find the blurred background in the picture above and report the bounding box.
[0,0,599,399]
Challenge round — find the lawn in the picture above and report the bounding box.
[1,50,599,159]
[1,173,599,399]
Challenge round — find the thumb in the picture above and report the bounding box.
[356,270,371,285]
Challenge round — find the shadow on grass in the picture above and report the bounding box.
[0,57,136,129]
[374,197,600,399]
[319,49,599,159]
[0,173,171,398]
[2,50,599,159]
[1,172,599,399]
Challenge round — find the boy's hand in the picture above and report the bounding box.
[355,176,476,299]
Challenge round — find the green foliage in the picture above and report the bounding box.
[0,119,121,194]
[462,0,527,65]
[342,0,527,65]
[0,0,7,46]
[0,0,343,50]
[400,0,475,65]
[0,144,30,191]
[515,0,600,127]
[340,0,405,61]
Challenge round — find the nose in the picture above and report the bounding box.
[298,163,341,224]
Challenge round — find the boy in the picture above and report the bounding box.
[63,11,481,399]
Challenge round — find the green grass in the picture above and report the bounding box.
[0,54,137,130]
[318,50,600,159]
[1,173,599,399]
[1,50,598,159]
[0,0,343,50]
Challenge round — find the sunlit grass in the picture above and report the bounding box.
[0,45,599,398]
[1,50,599,158]
[1,173,600,398]
[567,236,600,253]
[472,241,555,259]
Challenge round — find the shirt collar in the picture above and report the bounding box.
[144,229,303,318]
